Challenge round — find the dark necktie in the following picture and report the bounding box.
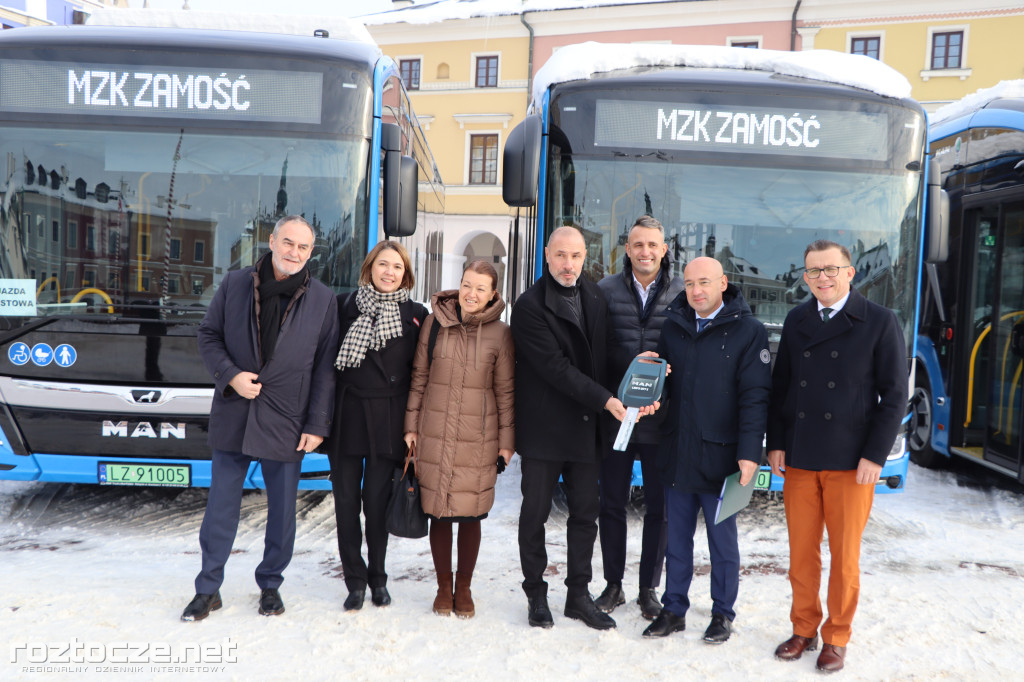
[696,318,710,333]
[822,307,833,323]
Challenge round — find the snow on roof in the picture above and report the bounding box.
[532,42,912,105]
[360,0,680,25]
[930,79,1024,126]
[85,9,376,45]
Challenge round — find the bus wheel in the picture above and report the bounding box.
[909,375,942,468]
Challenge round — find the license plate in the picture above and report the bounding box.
[98,462,191,487]
[754,469,772,490]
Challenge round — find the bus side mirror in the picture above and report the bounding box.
[502,114,542,207]
[925,156,949,264]
[382,122,418,237]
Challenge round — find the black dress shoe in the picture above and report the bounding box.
[642,609,686,638]
[593,582,625,613]
[702,613,733,644]
[181,592,222,622]
[344,589,365,611]
[258,588,284,616]
[564,593,616,630]
[370,586,391,607]
[527,595,554,628]
[637,588,662,621]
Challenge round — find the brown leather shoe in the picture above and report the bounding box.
[816,644,846,672]
[774,634,819,660]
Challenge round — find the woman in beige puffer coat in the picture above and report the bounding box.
[404,259,514,619]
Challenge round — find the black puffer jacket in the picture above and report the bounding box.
[598,255,683,444]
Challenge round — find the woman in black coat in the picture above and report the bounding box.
[324,240,428,611]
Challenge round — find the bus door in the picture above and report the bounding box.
[964,200,1024,479]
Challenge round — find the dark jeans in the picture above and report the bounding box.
[195,449,302,594]
[662,487,739,622]
[329,454,396,592]
[518,457,600,600]
[598,441,666,589]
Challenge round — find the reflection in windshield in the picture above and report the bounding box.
[0,127,367,320]
[549,154,921,340]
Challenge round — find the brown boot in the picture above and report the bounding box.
[432,572,453,616]
[454,571,475,618]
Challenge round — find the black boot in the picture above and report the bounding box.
[564,592,616,630]
[343,589,365,611]
[594,582,625,613]
[527,593,554,628]
[637,587,662,621]
[643,609,686,638]
[258,588,284,616]
[181,592,222,622]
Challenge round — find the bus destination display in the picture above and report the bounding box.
[594,99,890,161]
[0,59,323,124]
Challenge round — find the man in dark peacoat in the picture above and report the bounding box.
[594,215,682,620]
[767,240,907,673]
[642,257,770,644]
[182,215,339,622]
[512,226,629,631]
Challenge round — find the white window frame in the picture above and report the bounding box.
[921,25,971,81]
[471,52,501,88]
[727,35,762,49]
[464,130,502,186]
[397,55,424,90]
[846,31,885,61]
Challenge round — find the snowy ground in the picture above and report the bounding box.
[2,458,1024,681]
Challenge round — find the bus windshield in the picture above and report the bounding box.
[545,84,925,345]
[1,125,369,325]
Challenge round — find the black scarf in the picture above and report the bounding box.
[257,255,307,366]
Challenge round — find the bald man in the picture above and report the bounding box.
[642,256,771,644]
[512,226,629,631]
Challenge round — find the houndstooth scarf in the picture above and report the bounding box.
[335,284,409,369]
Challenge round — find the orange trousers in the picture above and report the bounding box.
[783,467,875,647]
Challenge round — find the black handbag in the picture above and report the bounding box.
[385,446,428,539]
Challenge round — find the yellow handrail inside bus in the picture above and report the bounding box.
[964,310,1024,427]
[71,287,114,314]
[997,310,1024,438]
[36,276,61,301]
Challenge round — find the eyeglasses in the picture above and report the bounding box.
[805,266,852,279]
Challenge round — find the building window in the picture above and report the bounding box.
[469,134,499,185]
[931,31,963,70]
[52,220,60,242]
[83,269,96,288]
[108,229,119,255]
[139,233,149,258]
[108,272,121,290]
[140,271,151,291]
[170,237,182,260]
[851,36,880,60]
[194,240,205,264]
[475,56,498,88]
[67,220,77,248]
[64,267,76,290]
[86,224,96,251]
[36,214,45,238]
[167,276,180,295]
[731,41,759,49]
[400,59,421,90]
[192,277,205,296]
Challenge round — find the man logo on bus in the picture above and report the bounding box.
[131,390,161,404]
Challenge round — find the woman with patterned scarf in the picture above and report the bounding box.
[323,240,427,612]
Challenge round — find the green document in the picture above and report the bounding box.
[714,471,755,525]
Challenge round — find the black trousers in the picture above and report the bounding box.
[598,441,667,589]
[195,449,301,594]
[519,456,600,600]
[329,454,396,592]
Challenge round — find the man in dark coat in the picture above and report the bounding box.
[182,215,339,621]
[595,215,682,620]
[642,256,770,644]
[512,225,628,631]
[767,240,907,673]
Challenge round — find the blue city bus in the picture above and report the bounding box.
[912,83,1024,482]
[0,24,443,490]
[502,44,934,493]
